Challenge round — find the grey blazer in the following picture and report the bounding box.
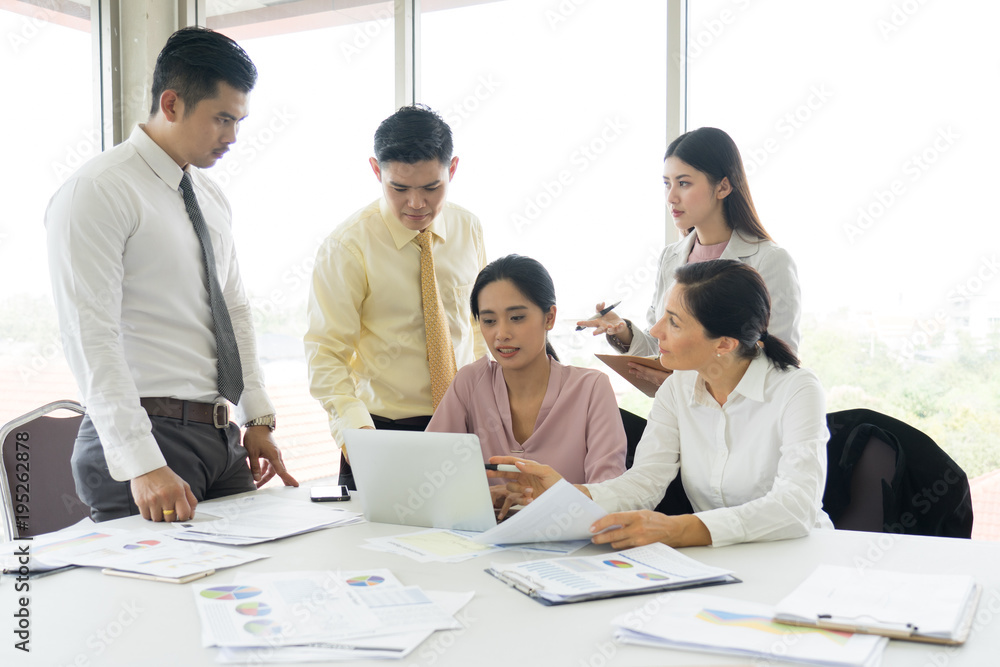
[627,231,802,356]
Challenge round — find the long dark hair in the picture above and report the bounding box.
[665,127,772,242]
[470,255,559,361]
[674,259,798,370]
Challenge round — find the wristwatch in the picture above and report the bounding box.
[607,319,634,353]
[245,414,276,431]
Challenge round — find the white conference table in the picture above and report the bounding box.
[3,482,1000,667]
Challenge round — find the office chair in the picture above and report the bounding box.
[620,408,693,516]
[1,400,89,541]
[822,408,973,538]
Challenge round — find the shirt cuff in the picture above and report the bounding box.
[584,482,625,513]
[330,402,376,446]
[235,387,275,426]
[694,507,745,548]
[105,435,168,482]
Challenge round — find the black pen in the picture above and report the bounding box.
[575,301,621,331]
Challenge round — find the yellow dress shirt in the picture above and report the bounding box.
[305,198,488,446]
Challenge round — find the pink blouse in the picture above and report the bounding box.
[427,356,627,484]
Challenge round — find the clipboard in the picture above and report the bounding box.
[487,567,740,606]
[595,354,670,397]
[485,543,739,606]
[773,568,982,645]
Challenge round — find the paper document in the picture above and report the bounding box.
[773,565,981,644]
[488,542,738,605]
[171,494,362,545]
[195,568,469,658]
[472,479,608,545]
[1,524,104,573]
[613,592,887,667]
[363,529,503,562]
[215,590,475,663]
[18,528,264,578]
[363,528,589,563]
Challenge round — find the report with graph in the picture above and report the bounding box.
[486,542,738,605]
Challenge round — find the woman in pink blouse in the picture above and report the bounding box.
[427,254,626,486]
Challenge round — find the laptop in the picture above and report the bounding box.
[343,429,498,532]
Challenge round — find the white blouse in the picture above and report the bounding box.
[586,353,833,547]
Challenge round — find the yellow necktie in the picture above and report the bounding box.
[414,231,457,409]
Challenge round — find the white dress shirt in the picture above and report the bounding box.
[45,125,273,481]
[586,353,833,547]
[627,231,802,355]
[305,198,488,447]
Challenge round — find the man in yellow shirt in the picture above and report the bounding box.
[305,105,487,488]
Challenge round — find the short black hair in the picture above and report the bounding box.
[373,104,453,165]
[149,26,257,118]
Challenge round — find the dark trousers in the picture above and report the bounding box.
[72,414,256,522]
[338,414,432,490]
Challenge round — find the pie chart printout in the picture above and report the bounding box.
[199,586,263,601]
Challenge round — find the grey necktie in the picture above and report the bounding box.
[179,172,244,404]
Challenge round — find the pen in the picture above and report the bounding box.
[575,301,621,331]
[2,565,76,579]
[484,463,520,473]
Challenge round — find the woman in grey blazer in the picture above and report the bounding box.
[578,127,801,388]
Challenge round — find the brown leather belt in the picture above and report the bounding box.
[140,397,231,429]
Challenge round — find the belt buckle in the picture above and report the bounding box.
[213,402,230,429]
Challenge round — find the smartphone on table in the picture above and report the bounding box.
[310,485,351,502]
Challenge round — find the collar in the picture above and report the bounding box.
[721,231,764,260]
[668,229,765,263]
[130,125,185,191]
[665,231,697,263]
[379,198,447,250]
[690,352,769,407]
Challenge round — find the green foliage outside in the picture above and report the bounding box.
[801,316,1000,479]
[570,313,1000,481]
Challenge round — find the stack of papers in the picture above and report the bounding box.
[171,495,362,545]
[9,527,264,579]
[613,592,887,667]
[487,542,738,605]
[194,569,473,662]
[773,565,982,644]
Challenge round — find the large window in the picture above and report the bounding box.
[13,2,998,538]
[686,1,1000,503]
[422,0,668,414]
[0,1,93,425]
[207,1,396,481]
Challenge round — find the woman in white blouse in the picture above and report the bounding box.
[578,127,802,388]
[492,260,832,548]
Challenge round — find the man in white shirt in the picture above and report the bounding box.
[46,27,297,523]
[305,105,487,488]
